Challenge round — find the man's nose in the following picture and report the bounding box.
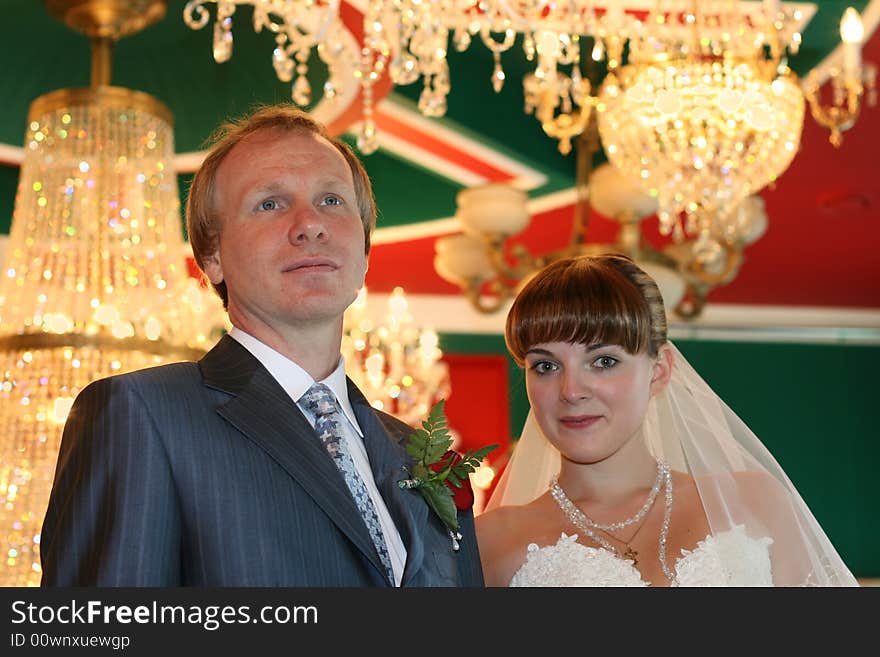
[288,205,327,244]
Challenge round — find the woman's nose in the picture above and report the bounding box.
[560,370,592,403]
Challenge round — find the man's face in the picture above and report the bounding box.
[203,129,368,332]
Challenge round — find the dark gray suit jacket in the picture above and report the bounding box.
[40,335,484,587]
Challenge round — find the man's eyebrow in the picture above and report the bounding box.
[244,181,286,196]
[316,177,356,191]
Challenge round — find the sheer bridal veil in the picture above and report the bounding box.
[485,343,857,586]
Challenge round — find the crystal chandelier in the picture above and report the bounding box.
[342,286,451,426]
[433,118,770,317]
[342,287,495,510]
[185,1,875,317]
[182,2,876,156]
[0,0,226,586]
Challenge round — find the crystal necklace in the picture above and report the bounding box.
[549,462,675,582]
[594,513,651,565]
[570,460,664,531]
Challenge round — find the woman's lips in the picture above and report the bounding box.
[559,415,602,429]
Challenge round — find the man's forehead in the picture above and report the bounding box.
[229,126,332,157]
[218,128,351,181]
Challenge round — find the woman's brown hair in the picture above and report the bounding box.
[505,254,668,366]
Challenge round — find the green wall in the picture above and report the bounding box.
[440,333,880,578]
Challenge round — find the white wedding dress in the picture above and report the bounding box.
[509,525,774,587]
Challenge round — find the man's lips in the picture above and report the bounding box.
[559,415,602,429]
[282,257,338,273]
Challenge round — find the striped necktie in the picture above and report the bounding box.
[301,383,394,584]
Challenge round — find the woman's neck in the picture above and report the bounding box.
[557,440,659,505]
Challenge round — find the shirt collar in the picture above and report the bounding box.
[228,327,363,436]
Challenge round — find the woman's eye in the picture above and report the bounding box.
[258,199,279,211]
[593,356,619,369]
[530,361,558,375]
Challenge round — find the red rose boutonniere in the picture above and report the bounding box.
[398,400,498,551]
[428,450,475,512]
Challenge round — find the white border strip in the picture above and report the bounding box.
[359,291,880,343]
[2,146,210,174]
[372,186,581,244]
[174,151,207,173]
[0,143,22,166]
[527,187,580,214]
[1,234,875,342]
[373,98,548,190]
[372,216,460,244]
[360,123,492,187]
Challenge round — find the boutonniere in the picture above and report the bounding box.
[398,400,498,551]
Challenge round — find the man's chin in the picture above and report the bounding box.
[282,293,354,323]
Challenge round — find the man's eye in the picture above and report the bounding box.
[258,199,279,211]
[320,195,343,206]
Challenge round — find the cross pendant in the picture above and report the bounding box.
[622,546,638,566]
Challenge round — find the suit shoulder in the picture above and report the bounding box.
[373,409,414,443]
[78,361,202,398]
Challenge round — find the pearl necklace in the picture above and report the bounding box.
[549,462,675,582]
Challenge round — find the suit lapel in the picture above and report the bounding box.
[347,380,430,585]
[199,336,386,577]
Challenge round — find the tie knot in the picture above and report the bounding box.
[302,383,339,419]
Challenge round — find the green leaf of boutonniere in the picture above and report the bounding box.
[416,479,459,537]
[404,399,453,467]
[398,399,499,546]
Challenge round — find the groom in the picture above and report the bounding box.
[39,105,484,587]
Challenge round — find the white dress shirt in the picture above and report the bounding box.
[228,327,407,586]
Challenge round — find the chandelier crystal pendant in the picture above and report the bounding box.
[433,119,773,318]
[595,1,809,260]
[183,0,370,147]
[184,2,875,318]
[0,0,225,586]
[426,3,875,318]
[183,2,875,155]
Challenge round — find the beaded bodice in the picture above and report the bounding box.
[509,525,774,587]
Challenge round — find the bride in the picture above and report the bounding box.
[475,254,857,587]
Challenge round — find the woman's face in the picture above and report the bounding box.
[524,341,671,465]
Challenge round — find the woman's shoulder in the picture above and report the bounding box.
[476,498,549,538]
[475,495,558,586]
[669,469,703,510]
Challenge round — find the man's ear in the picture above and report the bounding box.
[202,248,224,286]
[649,343,675,398]
[359,250,369,285]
